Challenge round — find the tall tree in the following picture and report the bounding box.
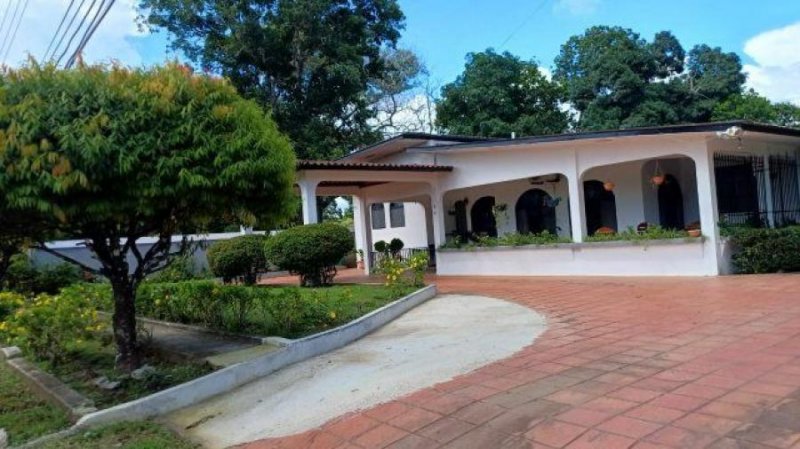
[139,0,405,160]
[369,48,436,135]
[554,26,746,130]
[713,89,800,128]
[0,63,296,370]
[436,50,569,138]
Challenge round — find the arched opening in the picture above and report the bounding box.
[658,174,685,229]
[471,196,497,237]
[515,189,557,235]
[454,199,468,239]
[583,180,618,235]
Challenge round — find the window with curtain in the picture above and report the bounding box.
[389,203,406,228]
[371,203,386,229]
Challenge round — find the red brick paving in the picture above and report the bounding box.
[240,273,800,449]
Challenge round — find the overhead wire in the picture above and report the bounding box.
[66,0,117,68]
[43,0,78,61]
[55,0,101,66]
[498,0,552,49]
[48,0,90,63]
[2,0,31,65]
[0,0,22,61]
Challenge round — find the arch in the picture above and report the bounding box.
[454,199,468,239]
[471,196,497,237]
[515,189,557,235]
[583,180,618,235]
[658,174,685,229]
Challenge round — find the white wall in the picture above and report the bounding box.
[369,202,429,249]
[438,239,718,277]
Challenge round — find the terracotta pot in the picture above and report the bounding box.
[603,181,615,192]
[651,175,665,186]
[687,229,701,238]
[356,261,365,269]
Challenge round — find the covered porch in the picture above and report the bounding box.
[295,160,452,273]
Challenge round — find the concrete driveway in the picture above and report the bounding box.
[165,294,547,449]
[236,273,800,449]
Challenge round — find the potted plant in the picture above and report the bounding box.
[356,249,365,269]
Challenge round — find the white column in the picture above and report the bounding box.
[353,195,373,274]
[763,154,775,228]
[693,147,721,275]
[298,180,319,224]
[567,150,586,242]
[429,186,447,247]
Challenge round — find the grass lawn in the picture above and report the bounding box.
[38,339,214,409]
[0,362,70,446]
[36,421,197,449]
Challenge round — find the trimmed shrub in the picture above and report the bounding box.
[207,235,269,285]
[265,223,353,286]
[373,240,388,253]
[728,226,800,274]
[389,238,404,256]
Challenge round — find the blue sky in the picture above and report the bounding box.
[8,0,800,103]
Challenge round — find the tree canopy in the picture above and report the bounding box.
[139,0,406,159]
[0,62,296,369]
[436,50,569,138]
[713,90,800,128]
[554,26,746,130]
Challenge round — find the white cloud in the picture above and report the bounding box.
[553,0,601,15]
[742,21,800,105]
[3,0,150,68]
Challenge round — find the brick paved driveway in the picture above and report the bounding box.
[242,274,800,449]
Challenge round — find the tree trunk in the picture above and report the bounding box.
[110,278,141,372]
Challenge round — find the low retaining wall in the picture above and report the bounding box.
[437,239,719,276]
[74,284,437,428]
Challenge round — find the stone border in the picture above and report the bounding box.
[1,349,96,420]
[73,284,437,429]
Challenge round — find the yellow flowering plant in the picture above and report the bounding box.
[376,252,428,296]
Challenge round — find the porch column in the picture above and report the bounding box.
[763,155,775,228]
[693,147,722,275]
[567,151,586,242]
[298,180,319,224]
[353,195,373,274]
[429,185,447,247]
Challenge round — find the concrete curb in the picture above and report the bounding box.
[4,357,97,420]
[74,284,438,429]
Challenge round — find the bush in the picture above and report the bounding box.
[585,225,691,242]
[728,226,800,274]
[373,240,387,253]
[206,235,269,285]
[265,223,353,286]
[377,252,428,296]
[389,238,404,256]
[0,288,105,366]
[148,253,209,283]
[2,255,84,294]
[441,231,569,249]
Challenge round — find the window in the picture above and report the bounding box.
[471,196,497,237]
[515,189,557,235]
[389,202,405,228]
[371,203,386,229]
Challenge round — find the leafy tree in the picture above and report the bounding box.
[369,48,434,135]
[436,50,568,138]
[0,214,29,285]
[139,0,405,160]
[0,62,296,370]
[712,90,800,128]
[554,26,746,130]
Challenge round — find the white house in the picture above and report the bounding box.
[296,122,800,276]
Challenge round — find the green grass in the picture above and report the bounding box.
[37,339,214,409]
[0,362,70,446]
[36,421,197,449]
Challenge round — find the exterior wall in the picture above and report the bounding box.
[582,160,646,231]
[443,177,571,239]
[437,239,718,277]
[30,231,259,273]
[369,202,429,249]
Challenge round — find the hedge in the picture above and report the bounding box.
[206,235,269,285]
[728,226,800,274]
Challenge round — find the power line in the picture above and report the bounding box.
[43,0,78,61]
[2,0,29,65]
[498,0,552,49]
[49,0,91,63]
[55,0,100,66]
[0,0,22,59]
[66,0,117,68]
[0,0,14,47]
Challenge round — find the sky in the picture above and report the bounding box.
[4,0,800,104]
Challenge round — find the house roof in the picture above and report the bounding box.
[297,160,453,172]
[410,121,800,153]
[339,132,491,162]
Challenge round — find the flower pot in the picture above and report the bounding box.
[687,229,701,238]
[651,175,665,186]
[603,181,615,192]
